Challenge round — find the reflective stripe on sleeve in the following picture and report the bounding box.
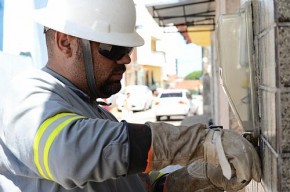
[33,113,85,180]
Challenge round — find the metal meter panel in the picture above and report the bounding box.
[217,2,257,135]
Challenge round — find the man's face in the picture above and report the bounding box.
[86,41,131,98]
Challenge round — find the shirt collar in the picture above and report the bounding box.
[42,66,91,102]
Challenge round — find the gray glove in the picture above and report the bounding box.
[145,122,261,191]
[165,167,223,192]
[144,122,208,171]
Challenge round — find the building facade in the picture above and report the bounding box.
[213,0,290,191]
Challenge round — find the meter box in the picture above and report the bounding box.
[217,2,258,135]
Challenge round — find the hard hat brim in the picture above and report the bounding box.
[34,8,145,47]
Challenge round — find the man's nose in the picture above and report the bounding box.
[116,54,131,65]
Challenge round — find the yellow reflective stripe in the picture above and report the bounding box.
[149,171,164,180]
[44,115,83,180]
[33,113,78,179]
[156,172,164,179]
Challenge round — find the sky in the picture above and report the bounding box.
[162,32,202,78]
[176,42,202,77]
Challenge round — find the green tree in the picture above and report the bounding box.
[184,70,202,80]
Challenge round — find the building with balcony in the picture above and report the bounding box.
[124,2,168,91]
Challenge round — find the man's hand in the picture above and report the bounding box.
[200,128,261,190]
[145,122,261,191]
[165,167,223,192]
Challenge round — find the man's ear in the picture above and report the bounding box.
[55,32,72,57]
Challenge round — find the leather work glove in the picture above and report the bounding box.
[145,122,261,191]
[164,167,223,192]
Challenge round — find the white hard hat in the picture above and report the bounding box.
[34,0,144,47]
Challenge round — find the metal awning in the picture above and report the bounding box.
[145,0,215,46]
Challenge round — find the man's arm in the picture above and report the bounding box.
[143,122,261,192]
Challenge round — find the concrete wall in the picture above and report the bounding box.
[215,0,290,191]
[251,0,290,191]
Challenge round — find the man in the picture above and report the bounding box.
[0,0,261,191]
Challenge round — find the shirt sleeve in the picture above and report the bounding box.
[1,70,130,189]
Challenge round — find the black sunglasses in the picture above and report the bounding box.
[98,43,133,61]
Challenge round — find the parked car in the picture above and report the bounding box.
[191,94,203,115]
[116,85,153,112]
[153,89,195,121]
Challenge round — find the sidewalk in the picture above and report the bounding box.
[181,114,211,126]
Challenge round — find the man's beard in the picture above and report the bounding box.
[99,79,122,98]
[98,65,126,98]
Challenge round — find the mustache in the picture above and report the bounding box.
[113,64,126,74]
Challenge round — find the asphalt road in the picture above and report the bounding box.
[110,107,183,126]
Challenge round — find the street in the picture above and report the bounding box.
[110,107,183,126]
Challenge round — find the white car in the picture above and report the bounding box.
[153,89,195,121]
[116,85,153,112]
[191,94,203,115]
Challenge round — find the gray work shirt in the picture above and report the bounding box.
[0,67,148,192]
